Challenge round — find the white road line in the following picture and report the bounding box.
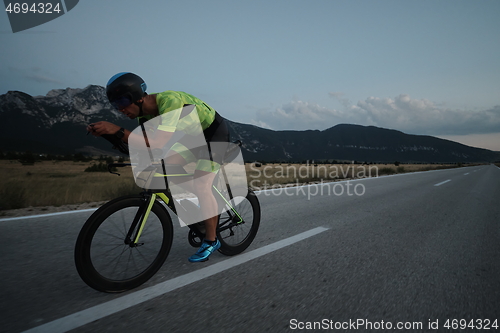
[0,209,98,222]
[22,226,329,333]
[434,179,451,187]
[464,173,469,175]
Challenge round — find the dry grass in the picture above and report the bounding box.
[0,160,475,210]
[0,160,140,210]
[245,163,463,189]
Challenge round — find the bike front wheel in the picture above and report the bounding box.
[217,189,260,256]
[75,195,173,293]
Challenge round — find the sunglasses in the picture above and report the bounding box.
[110,95,133,110]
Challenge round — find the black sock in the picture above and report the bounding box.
[204,239,217,246]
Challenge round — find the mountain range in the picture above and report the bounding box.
[1,85,498,163]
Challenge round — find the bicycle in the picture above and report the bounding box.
[74,135,260,293]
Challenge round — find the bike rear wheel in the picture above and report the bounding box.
[217,189,260,256]
[74,195,173,293]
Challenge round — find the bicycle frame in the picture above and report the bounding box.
[108,163,245,246]
[76,134,258,292]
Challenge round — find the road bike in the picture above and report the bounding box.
[74,136,260,293]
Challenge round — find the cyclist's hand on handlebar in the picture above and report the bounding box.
[87,121,120,137]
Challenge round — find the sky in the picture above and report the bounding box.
[1,0,499,150]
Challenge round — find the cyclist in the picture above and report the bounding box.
[87,72,229,262]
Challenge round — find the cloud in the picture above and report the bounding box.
[350,94,500,135]
[25,74,63,84]
[7,66,63,85]
[328,92,344,98]
[254,93,500,136]
[24,67,63,84]
[255,100,345,131]
[328,91,351,108]
[249,119,273,129]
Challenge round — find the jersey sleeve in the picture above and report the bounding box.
[156,93,184,133]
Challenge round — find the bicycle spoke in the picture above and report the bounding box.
[93,212,164,280]
[106,245,131,278]
[75,195,174,292]
[93,228,127,242]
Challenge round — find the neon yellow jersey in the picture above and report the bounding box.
[138,91,216,132]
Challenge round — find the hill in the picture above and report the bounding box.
[1,86,498,163]
[227,121,499,163]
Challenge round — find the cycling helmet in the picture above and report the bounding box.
[106,72,147,110]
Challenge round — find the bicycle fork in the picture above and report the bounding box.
[125,192,157,247]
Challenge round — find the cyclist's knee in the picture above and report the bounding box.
[193,181,212,196]
[193,172,215,196]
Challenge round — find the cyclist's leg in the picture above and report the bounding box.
[193,162,220,241]
[188,113,229,262]
[163,142,196,193]
[194,120,229,242]
[188,161,221,262]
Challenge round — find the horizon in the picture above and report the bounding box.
[1,85,499,154]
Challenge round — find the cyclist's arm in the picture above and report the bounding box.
[127,128,174,150]
[87,121,124,138]
[89,94,184,149]
[88,119,175,148]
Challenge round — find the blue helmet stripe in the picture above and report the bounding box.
[107,72,129,87]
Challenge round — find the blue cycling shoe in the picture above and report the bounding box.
[188,239,221,262]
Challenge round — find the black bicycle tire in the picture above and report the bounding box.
[217,189,260,256]
[74,195,173,293]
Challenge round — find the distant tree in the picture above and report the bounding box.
[73,153,90,162]
[19,151,36,165]
[6,151,18,160]
[84,162,115,172]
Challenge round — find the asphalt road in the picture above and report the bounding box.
[1,164,499,333]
